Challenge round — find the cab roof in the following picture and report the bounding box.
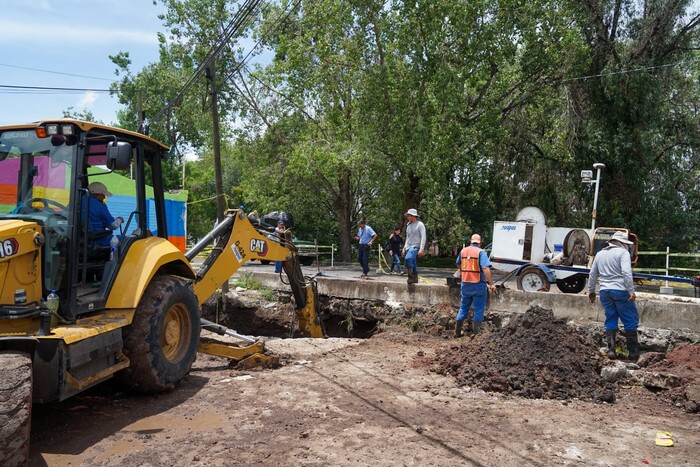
[0,118,170,155]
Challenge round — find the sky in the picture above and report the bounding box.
[0,0,167,126]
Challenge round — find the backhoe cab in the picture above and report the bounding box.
[0,119,324,466]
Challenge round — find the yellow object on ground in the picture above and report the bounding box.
[655,431,674,447]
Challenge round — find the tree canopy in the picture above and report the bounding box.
[106,0,700,260]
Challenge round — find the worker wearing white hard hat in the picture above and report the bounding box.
[402,208,426,284]
[588,230,640,361]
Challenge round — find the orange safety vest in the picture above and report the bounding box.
[460,245,483,283]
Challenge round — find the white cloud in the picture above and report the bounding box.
[0,20,159,46]
[77,91,99,109]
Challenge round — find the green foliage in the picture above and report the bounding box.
[62,107,103,124]
[109,0,700,256]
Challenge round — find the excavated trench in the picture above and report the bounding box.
[201,289,700,411]
[201,292,383,339]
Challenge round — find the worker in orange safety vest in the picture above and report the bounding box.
[454,234,496,337]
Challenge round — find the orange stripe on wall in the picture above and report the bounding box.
[168,236,186,253]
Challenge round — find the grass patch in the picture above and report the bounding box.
[260,288,277,301]
[407,317,424,332]
[233,272,277,301]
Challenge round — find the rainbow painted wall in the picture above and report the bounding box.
[0,162,188,252]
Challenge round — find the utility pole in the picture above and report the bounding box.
[581,162,606,231]
[206,61,229,296]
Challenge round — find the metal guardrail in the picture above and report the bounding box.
[635,248,700,278]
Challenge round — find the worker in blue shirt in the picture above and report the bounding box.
[84,181,123,247]
[355,219,377,278]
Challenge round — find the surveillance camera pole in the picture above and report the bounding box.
[590,163,605,230]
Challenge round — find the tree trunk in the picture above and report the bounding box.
[335,174,353,262]
[402,170,422,225]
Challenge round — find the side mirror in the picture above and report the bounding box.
[106,141,132,170]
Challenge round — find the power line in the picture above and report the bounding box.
[0,84,173,95]
[0,84,113,93]
[150,0,264,123]
[551,59,700,85]
[0,63,113,81]
[221,0,299,86]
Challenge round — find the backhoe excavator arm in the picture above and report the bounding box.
[186,209,325,338]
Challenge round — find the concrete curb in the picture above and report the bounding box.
[245,271,700,333]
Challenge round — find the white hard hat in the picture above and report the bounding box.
[610,231,633,245]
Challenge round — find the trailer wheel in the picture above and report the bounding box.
[517,267,550,292]
[556,274,587,294]
[117,275,201,393]
[0,351,32,467]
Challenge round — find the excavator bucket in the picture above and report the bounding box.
[197,318,280,369]
[198,337,280,369]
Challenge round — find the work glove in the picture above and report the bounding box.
[588,292,596,303]
[109,217,124,230]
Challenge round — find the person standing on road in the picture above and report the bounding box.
[386,226,404,275]
[455,234,496,337]
[588,231,640,361]
[402,208,426,284]
[355,219,377,278]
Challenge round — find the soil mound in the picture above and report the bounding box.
[640,343,700,413]
[432,306,614,402]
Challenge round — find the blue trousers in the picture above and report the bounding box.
[274,261,283,273]
[390,252,402,273]
[358,244,371,274]
[405,247,418,275]
[457,281,488,323]
[600,289,639,330]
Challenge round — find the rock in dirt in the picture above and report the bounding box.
[432,306,615,402]
[640,372,684,390]
[601,362,629,382]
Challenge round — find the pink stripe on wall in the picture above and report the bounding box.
[0,156,66,189]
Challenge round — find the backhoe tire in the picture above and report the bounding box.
[556,274,587,294]
[516,267,551,292]
[117,275,200,394]
[0,351,32,467]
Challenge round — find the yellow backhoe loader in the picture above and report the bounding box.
[0,119,324,466]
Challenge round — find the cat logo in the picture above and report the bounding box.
[250,238,268,257]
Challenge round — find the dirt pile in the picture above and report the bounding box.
[432,306,615,402]
[639,343,700,413]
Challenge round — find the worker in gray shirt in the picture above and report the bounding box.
[588,230,640,361]
[402,208,426,285]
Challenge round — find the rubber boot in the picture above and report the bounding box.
[625,329,641,361]
[454,320,464,338]
[472,321,482,334]
[605,329,618,359]
[407,270,418,284]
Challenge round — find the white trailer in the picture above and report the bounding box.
[489,207,594,294]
